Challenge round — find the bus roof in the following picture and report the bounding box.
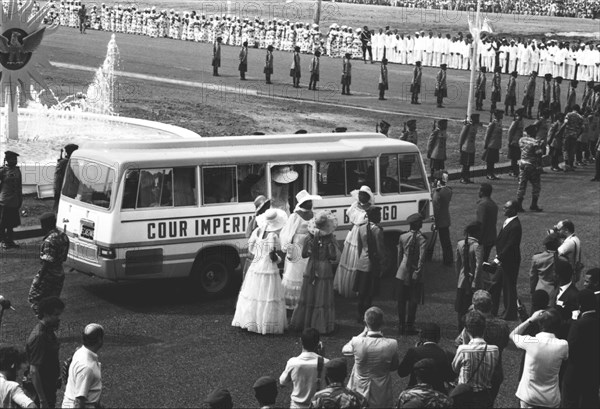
[76,132,420,167]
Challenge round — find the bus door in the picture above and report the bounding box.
[266,161,316,213]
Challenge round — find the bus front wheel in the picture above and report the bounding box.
[191,256,232,297]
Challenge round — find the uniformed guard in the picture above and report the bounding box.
[376,120,391,137]
[0,151,23,249]
[290,45,301,88]
[539,73,553,118]
[378,58,389,100]
[341,53,352,95]
[504,71,518,116]
[238,41,248,80]
[565,80,578,113]
[435,63,448,108]
[517,124,545,212]
[426,119,448,177]
[308,50,320,91]
[458,114,480,184]
[552,76,563,118]
[264,44,274,84]
[475,66,487,111]
[507,108,525,177]
[54,143,79,211]
[522,71,538,119]
[483,110,504,180]
[400,119,418,179]
[411,61,422,104]
[212,36,222,76]
[491,66,502,114]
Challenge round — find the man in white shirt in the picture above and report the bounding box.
[511,308,568,408]
[62,324,104,409]
[0,346,36,409]
[280,328,327,409]
[556,219,582,282]
[423,31,434,66]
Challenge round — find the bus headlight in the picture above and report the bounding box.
[98,247,116,259]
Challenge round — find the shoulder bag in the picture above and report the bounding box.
[449,343,488,405]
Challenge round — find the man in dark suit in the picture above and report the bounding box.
[583,268,600,309]
[489,200,522,320]
[397,323,455,393]
[476,183,498,261]
[554,257,579,327]
[561,289,599,408]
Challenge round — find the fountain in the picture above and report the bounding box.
[0,1,200,193]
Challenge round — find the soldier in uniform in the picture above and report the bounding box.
[548,113,565,172]
[264,44,274,84]
[522,71,538,119]
[290,46,301,88]
[212,36,222,76]
[396,213,427,335]
[581,81,595,112]
[491,66,502,114]
[53,143,78,211]
[504,71,518,116]
[378,58,389,100]
[507,108,525,177]
[539,73,553,118]
[517,124,545,212]
[475,66,487,111]
[308,50,320,91]
[0,151,23,249]
[341,53,352,95]
[483,110,504,180]
[426,119,448,177]
[552,76,563,118]
[435,64,448,108]
[410,61,422,104]
[400,119,418,180]
[563,105,584,171]
[458,114,481,184]
[238,41,248,80]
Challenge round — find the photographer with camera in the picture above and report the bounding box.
[280,328,328,409]
[554,219,583,283]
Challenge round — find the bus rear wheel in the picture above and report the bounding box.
[191,256,232,297]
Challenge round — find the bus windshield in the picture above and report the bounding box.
[62,159,116,209]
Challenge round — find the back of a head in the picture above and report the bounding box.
[204,388,233,409]
[472,290,493,314]
[366,206,382,224]
[253,376,278,406]
[413,358,436,385]
[538,309,561,334]
[561,219,575,233]
[419,323,440,343]
[465,221,482,240]
[364,306,384,331]
[556,256,574,284]
[532,289,550,312]
[479,183,492,197]
[82,323,105,348]
[465,311,486,338]
[324,358,347,384]
[578,289,596,312]
[40,212,57,234]
[301,328,320,352]
[37,296,65,318]
[0,345,26,372]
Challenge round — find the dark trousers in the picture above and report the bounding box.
[550,147,561,168]
[595,150,600,179]
[342,83,350,95]
[411,91,420,103]
[430,159,445,177]
[436,227,453,265]
[510,159,519,175]
[265,73,271,83]
[361,44,373,62]
[576,141,584,162]
[495,264,519,320]
[213,66,219,76]
[378,86,385,99]
[293,75,300,87]
[397,280,420,328]
[482,244,494,262]
[309,74,318,90]
[486,161,496,175]
[461,164,471,180]
[240,71,246,80]
[437,94,444,106]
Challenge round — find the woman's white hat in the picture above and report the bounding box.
[272,165,299,184]
[350,185,375,204]
[257,208,288,232]
[296,189,322,206]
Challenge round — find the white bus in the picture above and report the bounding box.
[58,132,433,296]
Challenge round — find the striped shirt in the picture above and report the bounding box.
[452,338,499,392]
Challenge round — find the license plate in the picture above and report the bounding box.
[69,241,98,262]
[81,220,95,240]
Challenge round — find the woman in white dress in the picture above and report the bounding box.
[333,185,374,297]
[231,209,288,335]
[280,190,322,310]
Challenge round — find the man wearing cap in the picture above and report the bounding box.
[203,388,233,409]
[517,124,545,212]
[548,112,565,171]
[378,58,389,100]
[28,213,70,317]
[476,183,498,262]
[341,53,352,95]
[0,151,23,249]
[342,307,399,408]
[212,36,222,76]
[291,46,301,88]
[53,144,78,211]
[253,376,278,409]
[504,71,518,116]
[522,71,538,119]
[410,61,422,104]
[483,109,504,180]
[308,50,320,91]
[539,73,553,118]
[458,114,480,184]
[359,26,372,64]
[426,120,448,177]
[239,40,248,80]
[552,76,563,117]
[475,66,487,111]
[376,120,390,137]
[435,64,447,108]
[309,358,368,409]
[397,323,454,394]
[399,120,418,179]
[265,44,274,84]
[397,358,452,408]
[565,80,578,113]
[563,105,584,171]
[428,171,453,267]
[62,323,104,408]
[396,213,427,335]
[529,232,561,300]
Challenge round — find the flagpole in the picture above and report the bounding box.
[314,0,322,26]
[466,0,481,119]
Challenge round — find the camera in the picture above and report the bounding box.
[546,225,559,235]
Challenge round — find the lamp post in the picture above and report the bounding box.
[466,0,482,120]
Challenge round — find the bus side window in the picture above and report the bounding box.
[122,170,140,209]
[345,159,376,194]
[159,170,173,206]
[380,154,399,194]
[317,160,344,196]
[399,154,428,192]
[137,170,160,208]
[238,164,264,202]
[173,167,197,206]
[202,166,237,204]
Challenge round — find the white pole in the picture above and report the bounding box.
[314,0,322,26]
[466,0,481,120]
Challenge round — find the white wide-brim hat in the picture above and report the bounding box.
[308,210,338,236]
[257,208,288,232]
[272,166,299,184]
[296,189,322,206]
[351,185,375,204]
